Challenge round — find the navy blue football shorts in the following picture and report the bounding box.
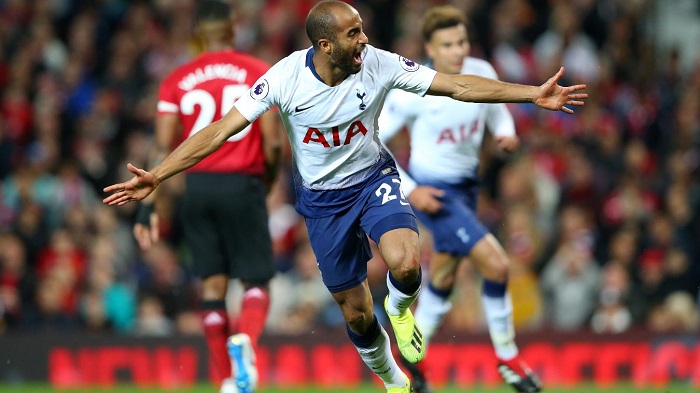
[301,166,418,293]
[413,179,488,257]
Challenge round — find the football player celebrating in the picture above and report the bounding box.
[105,2,586,392]
[379,6,542,393]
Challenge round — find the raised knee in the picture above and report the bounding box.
[391,261,420,283]
[489,256,510,282]
[344,309,371,332]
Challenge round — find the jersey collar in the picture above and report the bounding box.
[305,48,324,83]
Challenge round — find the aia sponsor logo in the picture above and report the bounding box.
[303,121,368,147]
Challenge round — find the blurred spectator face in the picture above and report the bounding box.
[136,296,173,337]
[665,183,692,225]
[624,139,653,177]
[93,205,118,234]
[0,286,20,316]
[0,233,26,275]
[648,292,700,332]
[67,11,97,60]
[559,204,593,245]
[666,149,694,183]
[81,288,107,330]
[89,257,115,291]
[664,248,689,277]
[65,206,90,236]
[608,228,639,268]
[591,262,633,333]
[15,201,44,237]
[551,4,580,38]
[0,234,26,315]
[143,242,182,286]
[638,248,664,288]
[561,242,592,276]
[498,157,536,208]
[502,204,540,268]
[566,147,594,189]
[36,278,68,315]
[600,262,630,301]
[647,212,674,248]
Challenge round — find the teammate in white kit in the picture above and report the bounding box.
[103,2,586,392]
[379,6,542,393]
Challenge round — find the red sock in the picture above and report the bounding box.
[200,301,231,386]
[238,286,270,348]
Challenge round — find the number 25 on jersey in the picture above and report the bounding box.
[181,84,252,141]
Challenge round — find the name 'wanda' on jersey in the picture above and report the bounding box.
[156,50,269,175]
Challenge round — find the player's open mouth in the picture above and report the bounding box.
[353,51,363,65]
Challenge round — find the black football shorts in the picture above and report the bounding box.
[182,172,275,281]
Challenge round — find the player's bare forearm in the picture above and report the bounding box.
[139,144,171,204]
[150,123,226,182]
[428,73,535,103]
[103,127,227,207]
[103,109,250,206]
[139,114,178,205]
[428,67,587,113]
[151,109,250,183]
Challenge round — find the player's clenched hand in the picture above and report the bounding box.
[103,163,159,206]
[408,185,445,214]
[533,67,587,114]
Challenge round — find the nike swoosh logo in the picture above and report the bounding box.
[295,104,313,113]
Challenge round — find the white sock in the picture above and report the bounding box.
[482,292,519,360]
[385,272,421,316]
[414,285,452,344]
[354,324,409,389]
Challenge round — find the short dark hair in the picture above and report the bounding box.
[305,1,340,48]
[421,5,467,42]
[196,0,230,25]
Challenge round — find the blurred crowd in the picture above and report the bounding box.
[0,0,698,338]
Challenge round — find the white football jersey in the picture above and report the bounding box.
[234,45,437,190]
[378,57,515,194]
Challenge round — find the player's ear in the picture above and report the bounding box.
[318,38,333,54]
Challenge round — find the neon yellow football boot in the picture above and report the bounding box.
[384,295,425,364]
[386,372,412,393]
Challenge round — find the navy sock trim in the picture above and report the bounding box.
[428,282,452,299]
[346,315,381,348]
[201,300,226,310]
[482,279,507,297]
[389,267,422,295]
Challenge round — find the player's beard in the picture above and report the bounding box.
[330,43,363,75]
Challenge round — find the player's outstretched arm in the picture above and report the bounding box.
[427,66,587,114]
[103,108,252,206]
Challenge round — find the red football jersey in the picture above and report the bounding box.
[157,50,269,175]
